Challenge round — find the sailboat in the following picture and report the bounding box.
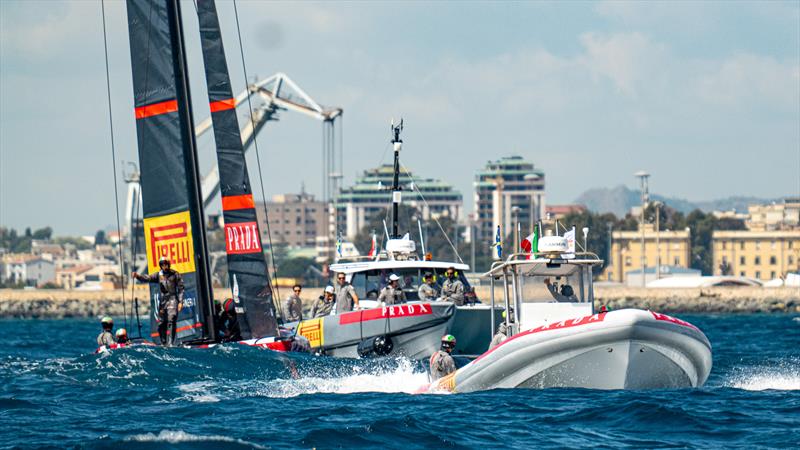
[108,0,293,351]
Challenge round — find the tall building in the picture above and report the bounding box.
[334,164,462,239]
[603,223,692,284]
[255,192,330,248]
[473,155,545,242]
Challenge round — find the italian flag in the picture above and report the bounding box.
[521,227,538,256]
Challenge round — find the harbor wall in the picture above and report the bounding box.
[0,286,797,318]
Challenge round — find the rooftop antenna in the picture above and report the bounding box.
[390,118,403,239]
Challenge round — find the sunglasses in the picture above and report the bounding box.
[293,289,301,292]
[338,277,345,280]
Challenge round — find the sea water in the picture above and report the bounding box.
[1,314,798,449]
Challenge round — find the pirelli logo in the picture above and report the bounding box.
[144,210,196,274]
[225,221,261,255]
[297,318,323,348]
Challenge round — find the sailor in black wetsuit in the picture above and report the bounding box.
[216,298,242,342]
[132,256,184,346]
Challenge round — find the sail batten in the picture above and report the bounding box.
[196,0,279,339]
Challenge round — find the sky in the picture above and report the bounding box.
[1,0,798,236]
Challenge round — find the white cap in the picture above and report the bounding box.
[324,286,335,294]
[389,274,400,281]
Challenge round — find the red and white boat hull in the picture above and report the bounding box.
[430,309,712,392]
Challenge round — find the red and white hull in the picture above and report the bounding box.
[430,309,712,392]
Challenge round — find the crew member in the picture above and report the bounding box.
[378,273,406,305]
[132,256,184,346]
[440,267,465,306]
[417,272,438,301]
[544,277,578,302]
[489,310,513,350]
[311,286,336,318]
[284,284,304,322]
[115,328,130,345]
[335,273,359,314]
[430,334,457,381]
[96,316,115,347]
[217,298,241,342]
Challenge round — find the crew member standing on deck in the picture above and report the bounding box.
[418,272,438,301]
[440,267,465,306]
[132,256,184,347]
[335,273,359,314]
[430,334,457,381]
[311,286,336,318]
[378,273,406,305]
[96,316,116,347]
[283,284,304,322]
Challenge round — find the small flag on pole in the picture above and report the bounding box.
[521,225,539,259]
[336,234,342,258]
[492,225,503,260]
[367,232,377,258]
[564,226,576,258]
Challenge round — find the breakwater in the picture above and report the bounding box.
[0,286,797,318]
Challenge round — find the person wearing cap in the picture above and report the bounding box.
[378,273,406,306]
[132,256,184,346]
[334,273,359,314]
[440,267,465,306]
[417,272,438,301]
[543,277,578,302]
[115,328,130,345]
[97,316,116,347]
[311,286,336,318]
[215,298,241,342]
[430,334,457,381]
[283,284,304,323]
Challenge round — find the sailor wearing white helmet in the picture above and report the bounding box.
[378,273,406,306]
[311,286,336,318]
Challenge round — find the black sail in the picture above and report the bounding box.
[196,0,278,339]
[126,0,216,343]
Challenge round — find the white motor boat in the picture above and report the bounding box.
[428,243,712,392]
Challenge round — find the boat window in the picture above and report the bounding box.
[345,268,475,302]
[516,274,587,303]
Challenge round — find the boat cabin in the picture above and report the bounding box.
[329,260,477,304]
[484,253,603,334]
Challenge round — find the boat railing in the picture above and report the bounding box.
[487,251,602,276]
[334,251,421,264]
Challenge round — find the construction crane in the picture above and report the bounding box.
[124,72,343,236]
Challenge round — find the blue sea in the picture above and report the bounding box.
[1,314,799,449]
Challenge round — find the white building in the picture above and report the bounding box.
[1,255,55,287]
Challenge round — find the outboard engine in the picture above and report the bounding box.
[357,335,394,358]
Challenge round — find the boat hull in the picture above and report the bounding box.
[431,309,712,392]
[293,302,455,360]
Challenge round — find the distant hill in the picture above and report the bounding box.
[575,185,780,217]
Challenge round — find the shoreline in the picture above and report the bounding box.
[0,286,797,318]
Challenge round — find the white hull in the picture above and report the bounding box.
[431,309,712,392]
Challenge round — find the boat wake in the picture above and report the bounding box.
[125,430,268,449]
[726,361,800,391]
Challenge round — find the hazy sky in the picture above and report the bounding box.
[1,0,798,236]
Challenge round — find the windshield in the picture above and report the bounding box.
[344,268,475,302]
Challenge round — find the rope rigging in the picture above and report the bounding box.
[100,0,129,330]
[231,0,283,319]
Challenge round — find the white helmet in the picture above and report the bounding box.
[388,274,400,282]
[324,285,335,294]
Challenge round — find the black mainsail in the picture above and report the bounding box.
[195,0,278,339]
[126,0,216,343]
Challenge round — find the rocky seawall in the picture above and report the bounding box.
[0,286,797,318]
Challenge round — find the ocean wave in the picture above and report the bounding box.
[727,363,800,391]
[125,430,268,448]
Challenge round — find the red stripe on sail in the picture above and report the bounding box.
[149,322,203,338]
[222,194,255,211]
[135,99,179,119]
[209,98,236,112]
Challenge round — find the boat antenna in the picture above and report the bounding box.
[418,219,426,255]
[390,119,403,239]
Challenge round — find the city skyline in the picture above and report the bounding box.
[1,1,798,235]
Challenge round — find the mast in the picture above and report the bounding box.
[390,120,403,239]
[126,0,216,343]
[195,0,278,339]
